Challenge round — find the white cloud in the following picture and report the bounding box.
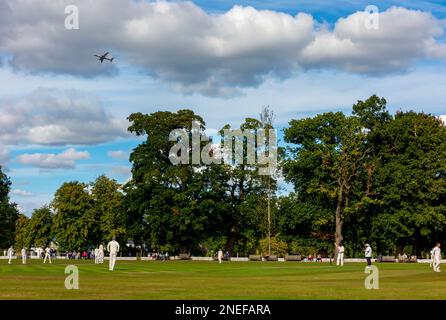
[107,150,128,160]
[15,201,47,215]
[110,165,131,177]
[0,144,10,166]
[300,7,446,74]
[0,89,128,146]
[1,1,445,96]
[16,148,90,169]
[11,189,33,197]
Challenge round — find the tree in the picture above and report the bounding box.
[216,114,278,254]
[260,106,276,256]
[283,112,365,246]
[282,95,389,251]
[370,111,446,255]
[25,206,53,248]
[125,109,277,255]
[0,166,19,248]
[124,110,209,252]
[14,214,29,249]
[52,182,96,250]
[278,192,334,254]
[91,175,126,243]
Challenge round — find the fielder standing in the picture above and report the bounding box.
[432,242,442,272]
[334,242,345,266]
[94,247,99,264]
[43,246,52,264]
[99,243,104,264]
[365,244,372,267]
[217,249,223,264]
[7,246,14,265]
[21,247,27,265]
[430,247,434,268]
[107,237,120,271]
[37,247,43,259]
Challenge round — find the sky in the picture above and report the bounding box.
[0,0,446,214]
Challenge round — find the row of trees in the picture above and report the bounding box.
[1,95,445,257]
[280,96,446,256]
[11,176,126,251]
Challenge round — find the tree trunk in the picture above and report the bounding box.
[335,209,343,246]
[225,229,237,254]
[335,183,345,246]
[395,243,404,256]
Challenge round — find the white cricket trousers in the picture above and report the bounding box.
[109,253,117,271]
[433,259,441,272]
[22,255,26,264]
[44,253,52,264]
[337,252,344,266]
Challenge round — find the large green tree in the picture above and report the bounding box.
[124,110,209,252]
[369,111,446,255]
[216,114,278,254]
[24,206,53,248]
[14,214,29,249]
[92,175,126,243]
[52,182,96,250]
[282,95,390,254]
[124,109,277,255]
[283,112,367,247]
[0,166,19,248]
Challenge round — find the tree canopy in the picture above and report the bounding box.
[2,96,445,257]
[0,166,18,248]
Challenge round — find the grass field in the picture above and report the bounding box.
[0,259,445,300]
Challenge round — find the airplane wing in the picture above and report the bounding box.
[104,52,109,57]
[94,54,101,58]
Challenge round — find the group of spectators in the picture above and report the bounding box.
[304,254,322,262]
[147,252,169,260]
[64,250,94,260]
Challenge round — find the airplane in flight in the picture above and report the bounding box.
[94,52,114,63]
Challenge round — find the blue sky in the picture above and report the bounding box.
[193,0,446,19]
[0,0,446,214]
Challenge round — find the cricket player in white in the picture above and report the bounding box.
[21,248,27,265]
[217,249,223,264]
[37,247,43,259]
[334,242,345,266]
[99,244,104,264]
[7,246,14,265]
[94,247,99,264]
[107,237,120,271]
[365,244,372,267]
[43,247,52,264]
[432,243,442,272]
[430,247,435,268]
